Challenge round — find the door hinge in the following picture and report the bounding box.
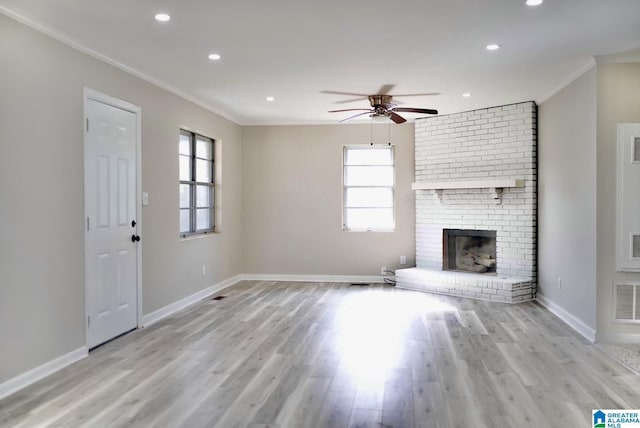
[87,316,91,328]
[86,118,89,132]
[87,217,90,231]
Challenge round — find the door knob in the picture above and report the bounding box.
[131,235,141,242]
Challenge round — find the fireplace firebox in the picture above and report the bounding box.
[443,229,497,274]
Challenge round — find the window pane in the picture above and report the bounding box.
[179,155,192,181]
[179,184,191,209]
[345,166,393,186]
[196,159,212,182]
[345,147,392,165]
[196,208,212,230]
[196,137,213,160]
[196,185,212,208]
[345,187,393,208]
[345,208,393,230]
[179,133,191,155]
[180,209,192,233]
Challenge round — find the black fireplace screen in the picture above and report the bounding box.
[443,229,497,274]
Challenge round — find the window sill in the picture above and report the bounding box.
[343,228,396,233]
[180,231,218,241]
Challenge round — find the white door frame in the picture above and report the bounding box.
[83,87,143,348]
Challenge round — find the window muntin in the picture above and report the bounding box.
[179,130,214,236]
[343,145,395,231]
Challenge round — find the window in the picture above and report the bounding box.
[179,130,214,236]
[343,145,395,231]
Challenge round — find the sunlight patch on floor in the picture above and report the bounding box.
[333,289,456,384]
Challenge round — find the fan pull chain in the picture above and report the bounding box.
[370,118,373,145]
[388,119,391,145]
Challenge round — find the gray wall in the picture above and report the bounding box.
[596,61,640,341]
[241,125,415,276]
[538,67,597,330]
[0,14,243,383]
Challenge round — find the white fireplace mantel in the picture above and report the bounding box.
[411,178,525,203]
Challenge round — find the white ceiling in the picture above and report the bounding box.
[2,0,640,125]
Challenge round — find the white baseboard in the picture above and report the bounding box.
[0,273,381,401]
[142,274,243,327]
[142,273,384,327]
[536,293,596,342]
[240,274,384,283]
[596,332,640,344]
[0,346,88,401]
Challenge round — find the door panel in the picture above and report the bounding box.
[117,159,129,226]
[97,253,110,316]
[86,96,138,348]
[97,156,110,229]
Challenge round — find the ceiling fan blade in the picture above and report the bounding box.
[340,111,373,123]
[333,97,370,104]
[389,112,407,124]
[393,107,438,115]
[328,108,373,113]
[391,92,441,97]
[377,84,396,95]
[321,90,370,97]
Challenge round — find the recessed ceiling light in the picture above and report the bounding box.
[266,96,275,102]
[526,0,543,5]
[154,13,170,22]
[208,53,221,61]
[486,44,500,51]
[462,93,472,98]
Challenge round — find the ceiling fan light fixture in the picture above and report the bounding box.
[154,13,171,22]
[526,0,543,6]
[208,53,221,61]
[486,44,500,51]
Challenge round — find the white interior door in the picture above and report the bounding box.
[85,94,139,349]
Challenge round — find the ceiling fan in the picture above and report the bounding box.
[323,85,439,124]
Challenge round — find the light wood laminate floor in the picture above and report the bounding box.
[1,281,639,428]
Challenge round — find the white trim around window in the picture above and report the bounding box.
[342,145,396,232]
[179,130,215,237]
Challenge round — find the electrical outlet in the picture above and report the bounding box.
[400,255,406,265]
[381,266,387,275]
[557,277,562,290]
[202,265,206,277]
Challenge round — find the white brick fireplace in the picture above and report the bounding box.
[397,102,537,303]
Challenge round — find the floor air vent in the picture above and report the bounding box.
[615,284,640,322]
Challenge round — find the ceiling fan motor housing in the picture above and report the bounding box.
[368,94,394,108]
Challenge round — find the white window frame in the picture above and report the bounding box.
[342,145,396,232]
[179,130,215,237]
